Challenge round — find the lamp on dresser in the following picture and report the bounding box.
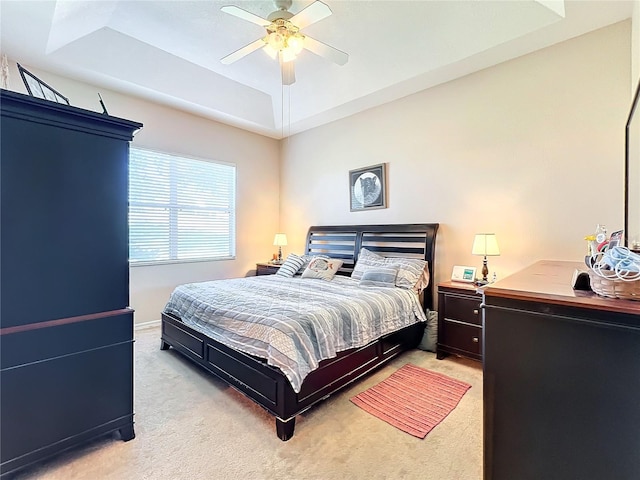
[273,233,287,264]
[472,233,500,284]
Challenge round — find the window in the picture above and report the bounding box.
[129,147,236,265]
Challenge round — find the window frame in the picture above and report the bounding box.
[128,146,237,267]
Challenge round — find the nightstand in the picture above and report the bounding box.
[256,262,281,276]
[437,281,483,362]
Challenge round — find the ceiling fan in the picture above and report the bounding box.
[220,0,348,85]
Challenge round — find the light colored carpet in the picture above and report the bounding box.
[15,326,482,480]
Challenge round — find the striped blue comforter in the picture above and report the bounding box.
[163,275,427,393]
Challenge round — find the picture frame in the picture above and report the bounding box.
[17,63,69,105]
[349,163,387,211]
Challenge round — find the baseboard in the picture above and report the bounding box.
[134,319,161,331]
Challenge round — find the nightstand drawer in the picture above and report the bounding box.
[442,295,482,326]
[256,263,280,276]
[437,281,483,362]
[439,320,482,356]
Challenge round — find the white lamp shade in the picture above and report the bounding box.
[472,233,500,256]
[273,233,288,246]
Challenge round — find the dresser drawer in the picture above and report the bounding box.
[439,320,482,356]
[442,294,482,326]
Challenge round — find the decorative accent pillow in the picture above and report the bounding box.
[276,254,306,278]
[359,267,398,288]
[301,257,344,281]
[295,254,330,275]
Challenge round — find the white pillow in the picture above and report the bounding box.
[301,257,344,281]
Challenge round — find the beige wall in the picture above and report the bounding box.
[4,62,280,325]
[3,19,633,321]
[280,22,631,289]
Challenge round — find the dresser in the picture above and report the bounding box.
[436,281,482,361]
[483,260,640,480]
[0,90,142,477]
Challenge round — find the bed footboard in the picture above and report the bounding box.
[161,312,424,440]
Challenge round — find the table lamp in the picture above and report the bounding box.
[472,233,500,284]
[273,233,288,264]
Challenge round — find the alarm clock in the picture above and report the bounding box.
[451,265,477,283]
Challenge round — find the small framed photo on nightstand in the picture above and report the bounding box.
[451,265,476,283]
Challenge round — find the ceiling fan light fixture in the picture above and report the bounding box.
[264,18,305,61]
[280,47,297,63]
[288,33,305,54]
[263,43,279,59]
[266,32,283,50]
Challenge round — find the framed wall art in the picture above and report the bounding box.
[18,63,69,105]
[349,163,387,211]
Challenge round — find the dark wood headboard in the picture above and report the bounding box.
[305,224,439,312]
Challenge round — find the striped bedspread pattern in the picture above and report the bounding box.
[163,275,427,393]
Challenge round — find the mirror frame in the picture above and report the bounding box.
[625,78,640,252]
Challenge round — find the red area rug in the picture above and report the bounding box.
[350,363,472,438]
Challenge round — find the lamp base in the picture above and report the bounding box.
[481,256,489,283]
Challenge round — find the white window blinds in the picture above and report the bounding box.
[129,147,236,265]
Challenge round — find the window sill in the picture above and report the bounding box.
[130,256,235,267]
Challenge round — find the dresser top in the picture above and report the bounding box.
[483,260,640,316]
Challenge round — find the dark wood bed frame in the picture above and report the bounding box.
[160,223,439,440]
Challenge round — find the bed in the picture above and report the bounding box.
[160,223,439,440]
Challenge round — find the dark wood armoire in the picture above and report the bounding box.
[0,90,142,477]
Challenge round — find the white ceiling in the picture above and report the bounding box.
[0,1,635,138]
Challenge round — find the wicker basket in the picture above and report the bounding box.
[588,270,640,301]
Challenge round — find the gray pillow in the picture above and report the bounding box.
[391,257,429,292]
[418,310,438,352]
[359,267,398,288]
[352,248,430,292]
[351,248,385,281]
[276,254,305,278]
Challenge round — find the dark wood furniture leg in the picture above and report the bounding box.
[276,418,295,441]
[119,425,136,442]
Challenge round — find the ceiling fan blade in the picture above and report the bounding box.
[221,38,266,65]
[221,5,270,27]
[280,58,296,85]
[290,1,332,30]
[303,36,348,66]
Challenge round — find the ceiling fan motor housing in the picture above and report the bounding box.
[268,0,294,21]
